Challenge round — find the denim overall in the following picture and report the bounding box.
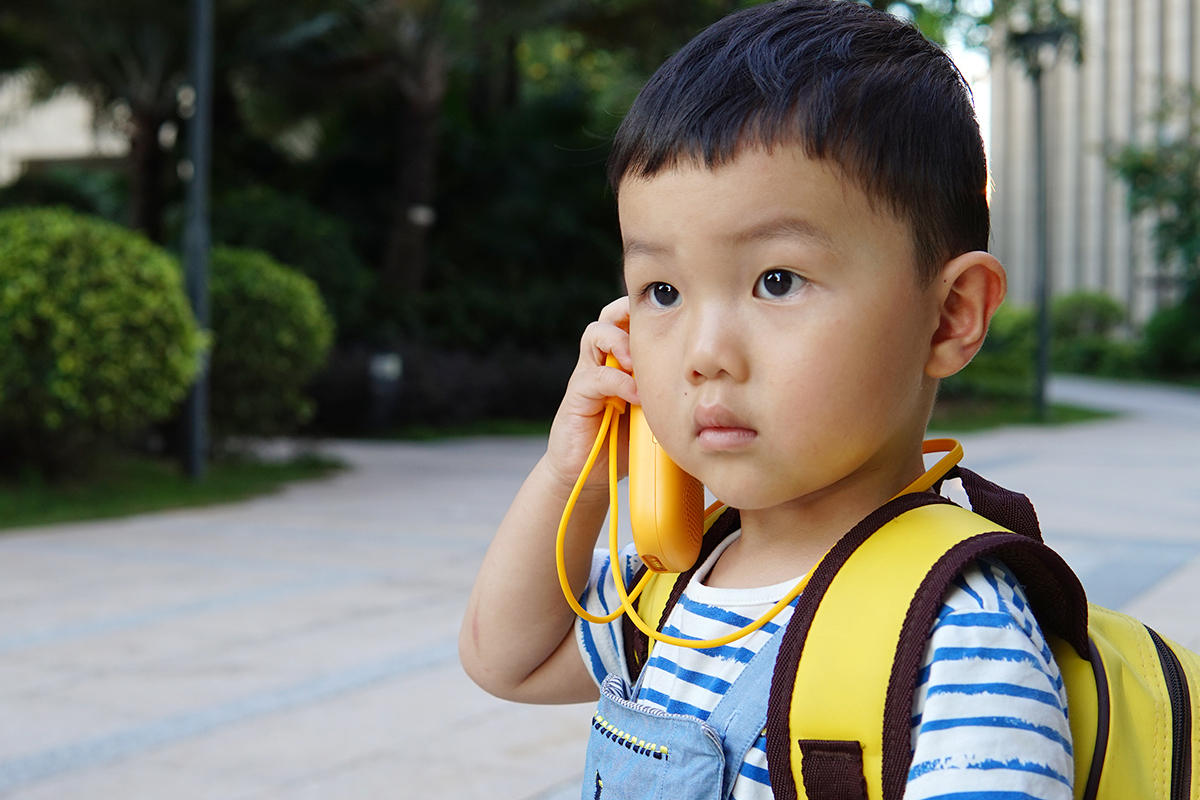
[582,631,782,800]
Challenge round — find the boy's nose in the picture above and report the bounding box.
[684,311,748,385]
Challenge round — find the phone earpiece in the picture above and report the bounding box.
[604,354,705,573]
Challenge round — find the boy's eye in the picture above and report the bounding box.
[647,282,680,308]
[754,269,806,299]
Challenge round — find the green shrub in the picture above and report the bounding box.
[0,207,204,471]
[1140,287,1200,378]
[940,305,1036,401]
[0,166,128,222]
[211,186,372,340]
[1051,291,1125,338]
[1050,291,1133,375]
[209,246,334,438]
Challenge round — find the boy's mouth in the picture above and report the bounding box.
[694,405,757,450]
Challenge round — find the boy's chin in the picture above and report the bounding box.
[700,478,799,514]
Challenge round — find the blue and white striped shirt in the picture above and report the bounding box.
[576,532,1073,800]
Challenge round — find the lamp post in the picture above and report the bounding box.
[1022,39,1051,422]
[183,0,213,479]
[1007,18,1080,422]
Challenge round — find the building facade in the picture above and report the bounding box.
[0,71,126,187]
[989,0,1198,323]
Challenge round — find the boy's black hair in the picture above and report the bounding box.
[608,0,989,281]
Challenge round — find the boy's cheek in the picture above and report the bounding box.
[626,323,654,380]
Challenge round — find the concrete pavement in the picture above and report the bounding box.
[944,375,1200,653]
[0,375,1197,798]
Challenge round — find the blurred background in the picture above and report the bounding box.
[1,2,1198,797]
[0,0,1195,498]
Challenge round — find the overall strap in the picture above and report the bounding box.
[705,626,786,797]
[764,490,1091,800]
[622,507,742,682]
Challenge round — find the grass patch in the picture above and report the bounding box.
[930,400,1116,433]
[0,452,344,531]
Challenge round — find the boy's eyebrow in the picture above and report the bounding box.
[622,238,671,261]
[622,216,836,263]
[730,216,835,249]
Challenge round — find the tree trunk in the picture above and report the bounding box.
[469,0,519,125]
[128,109,166,243]
[502,33,519,110]
[381,100,440,295]
[381,35,447,296]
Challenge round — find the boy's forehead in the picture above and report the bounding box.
[621,210,837,261]
[618,148,886,238]
[616,146,920,276]
[616,146,879,213]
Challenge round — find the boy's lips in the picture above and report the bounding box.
[694,405,757,450]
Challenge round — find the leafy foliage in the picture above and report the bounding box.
[1051,291,1125,339]
[1106,93,1200,381]
[0,165,131,227]
[420,82,622,352]
[1109,92,1200,288]
[210,185,373,340]
[1049,291,1137,376]
[0,207,205,472]
[1140,286,1200,379]
[0,1,194,239]
[208,246,334,439]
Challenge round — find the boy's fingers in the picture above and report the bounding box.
[597,296,631,330]
[576,362,639,408]
[581,320,633,371]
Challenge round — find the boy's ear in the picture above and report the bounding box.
[925,251,1007,379]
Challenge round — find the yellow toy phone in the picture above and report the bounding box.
[598,354,705,572]
[626,403,705,572]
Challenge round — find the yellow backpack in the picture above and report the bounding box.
[622,467,1200,800]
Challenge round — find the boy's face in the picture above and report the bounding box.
[620,147,943,514]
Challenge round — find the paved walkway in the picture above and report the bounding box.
[0,376,1197,799]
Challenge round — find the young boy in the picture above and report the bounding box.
[460,2,1074,798]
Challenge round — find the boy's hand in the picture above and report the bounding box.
[459,297,637,705]
[545,297,640,493]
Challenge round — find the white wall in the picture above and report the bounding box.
[989,0,1196,324]
[0,72,127,186]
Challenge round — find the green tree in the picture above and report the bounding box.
[1111,93,1200,380]
[0,1,293,243]
[1110,92,1200,291]
[237,0,564,297]
[0,1,189,241]
[561,0,981,66]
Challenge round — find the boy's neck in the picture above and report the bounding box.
[703,449,928,589]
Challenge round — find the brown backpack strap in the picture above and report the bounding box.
[765,491,953,800]
[622,507,742,682]
[797,740,869,800]
[949,465,1043,542]
[765,488,1090,800]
